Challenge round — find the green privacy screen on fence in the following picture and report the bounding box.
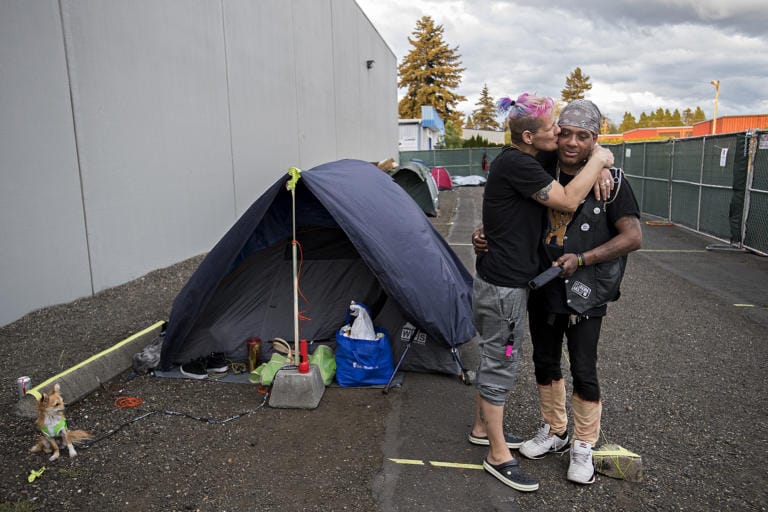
[399,130,767,254]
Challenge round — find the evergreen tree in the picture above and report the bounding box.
[682,108,694,125]
[397,16,467,128]
[619,112,637,132]
[561,67,592,102]
[617,106,708,132]
[465,114,475,129]
[462,135,502,148]
[604,118,619,134]
[670,109,683,126]
[442,120,464,149]
[471,84,501,130]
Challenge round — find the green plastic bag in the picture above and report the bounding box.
[249,353,288,386]
[249,345,336,386]
[310,345,336,386]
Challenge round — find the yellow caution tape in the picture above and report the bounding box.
[388,458,483,470]
[388,458,424,465]
[28,466,45,483]
[429,461,484,470]
[286,167,302,192]
[593,446,640,458]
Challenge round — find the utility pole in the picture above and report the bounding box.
[710,80,720,135]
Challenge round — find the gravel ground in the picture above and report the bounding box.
[0,191,459,512]
[2,186,767,511]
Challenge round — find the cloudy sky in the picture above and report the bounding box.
[355,0,768,126]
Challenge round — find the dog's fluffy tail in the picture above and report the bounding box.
[68,430,94,444]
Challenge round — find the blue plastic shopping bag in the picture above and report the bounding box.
[334,302,394,386]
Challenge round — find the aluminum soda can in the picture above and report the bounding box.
[17,376,32,398]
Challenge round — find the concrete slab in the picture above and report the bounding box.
[268,365,325,409]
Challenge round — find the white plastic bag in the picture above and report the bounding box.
[347,301,377,340]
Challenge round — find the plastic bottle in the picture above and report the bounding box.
[298,339,310,374]
[247,337,262,373]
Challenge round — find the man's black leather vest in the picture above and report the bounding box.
[562,185,626,314]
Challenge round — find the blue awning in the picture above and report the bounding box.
[420,106,445,133]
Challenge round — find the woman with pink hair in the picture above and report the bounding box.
[469,93,613,492]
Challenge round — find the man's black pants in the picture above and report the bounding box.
[528,307,603,402]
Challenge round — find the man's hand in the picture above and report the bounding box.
[472,226,487,255]
[555,215,642,276]
[554,253,580,277]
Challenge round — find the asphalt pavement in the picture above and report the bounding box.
[8,184,766,511]
[370,185,767,511]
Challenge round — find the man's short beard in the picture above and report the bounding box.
[558,153,589,167]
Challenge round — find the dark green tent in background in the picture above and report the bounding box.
[388,160,440,217]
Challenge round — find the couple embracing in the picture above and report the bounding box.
[469,95,642,491]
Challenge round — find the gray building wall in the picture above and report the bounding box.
[0,0,397,327]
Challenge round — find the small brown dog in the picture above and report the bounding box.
[30,383,92,461]
[376,158,398,171]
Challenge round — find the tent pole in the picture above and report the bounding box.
[291,196,299,364]
[287,167,302,364]
[383,326,419,394]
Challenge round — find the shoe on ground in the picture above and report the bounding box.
[483,458,539,492]
[519,423,570,459]
[468,431,524,449]
[205,352,229,373]
[567,440,596,484]
[180,358,208,379]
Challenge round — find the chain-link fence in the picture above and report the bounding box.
[745,131,768,254]
[611,132,765,254]
[615,135,739,239]
[399,147,503,176]
[399,131,768,255]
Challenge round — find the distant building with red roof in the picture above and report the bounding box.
[691,114,768,136]
[599,114,768,143]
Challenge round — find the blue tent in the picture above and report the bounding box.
[160,159,474,371]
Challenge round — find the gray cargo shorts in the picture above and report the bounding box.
[473,275,528,406]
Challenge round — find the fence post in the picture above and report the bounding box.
[697,137,706,231]
[697,136,707,229]
[641,142,648,213]
[620,142,626,169]
[740,131,757,249]
[669,139,676,225]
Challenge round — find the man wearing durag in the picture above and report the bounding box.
[469,93,614,492]
[557,99,603,133]
[517,99,643,484]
